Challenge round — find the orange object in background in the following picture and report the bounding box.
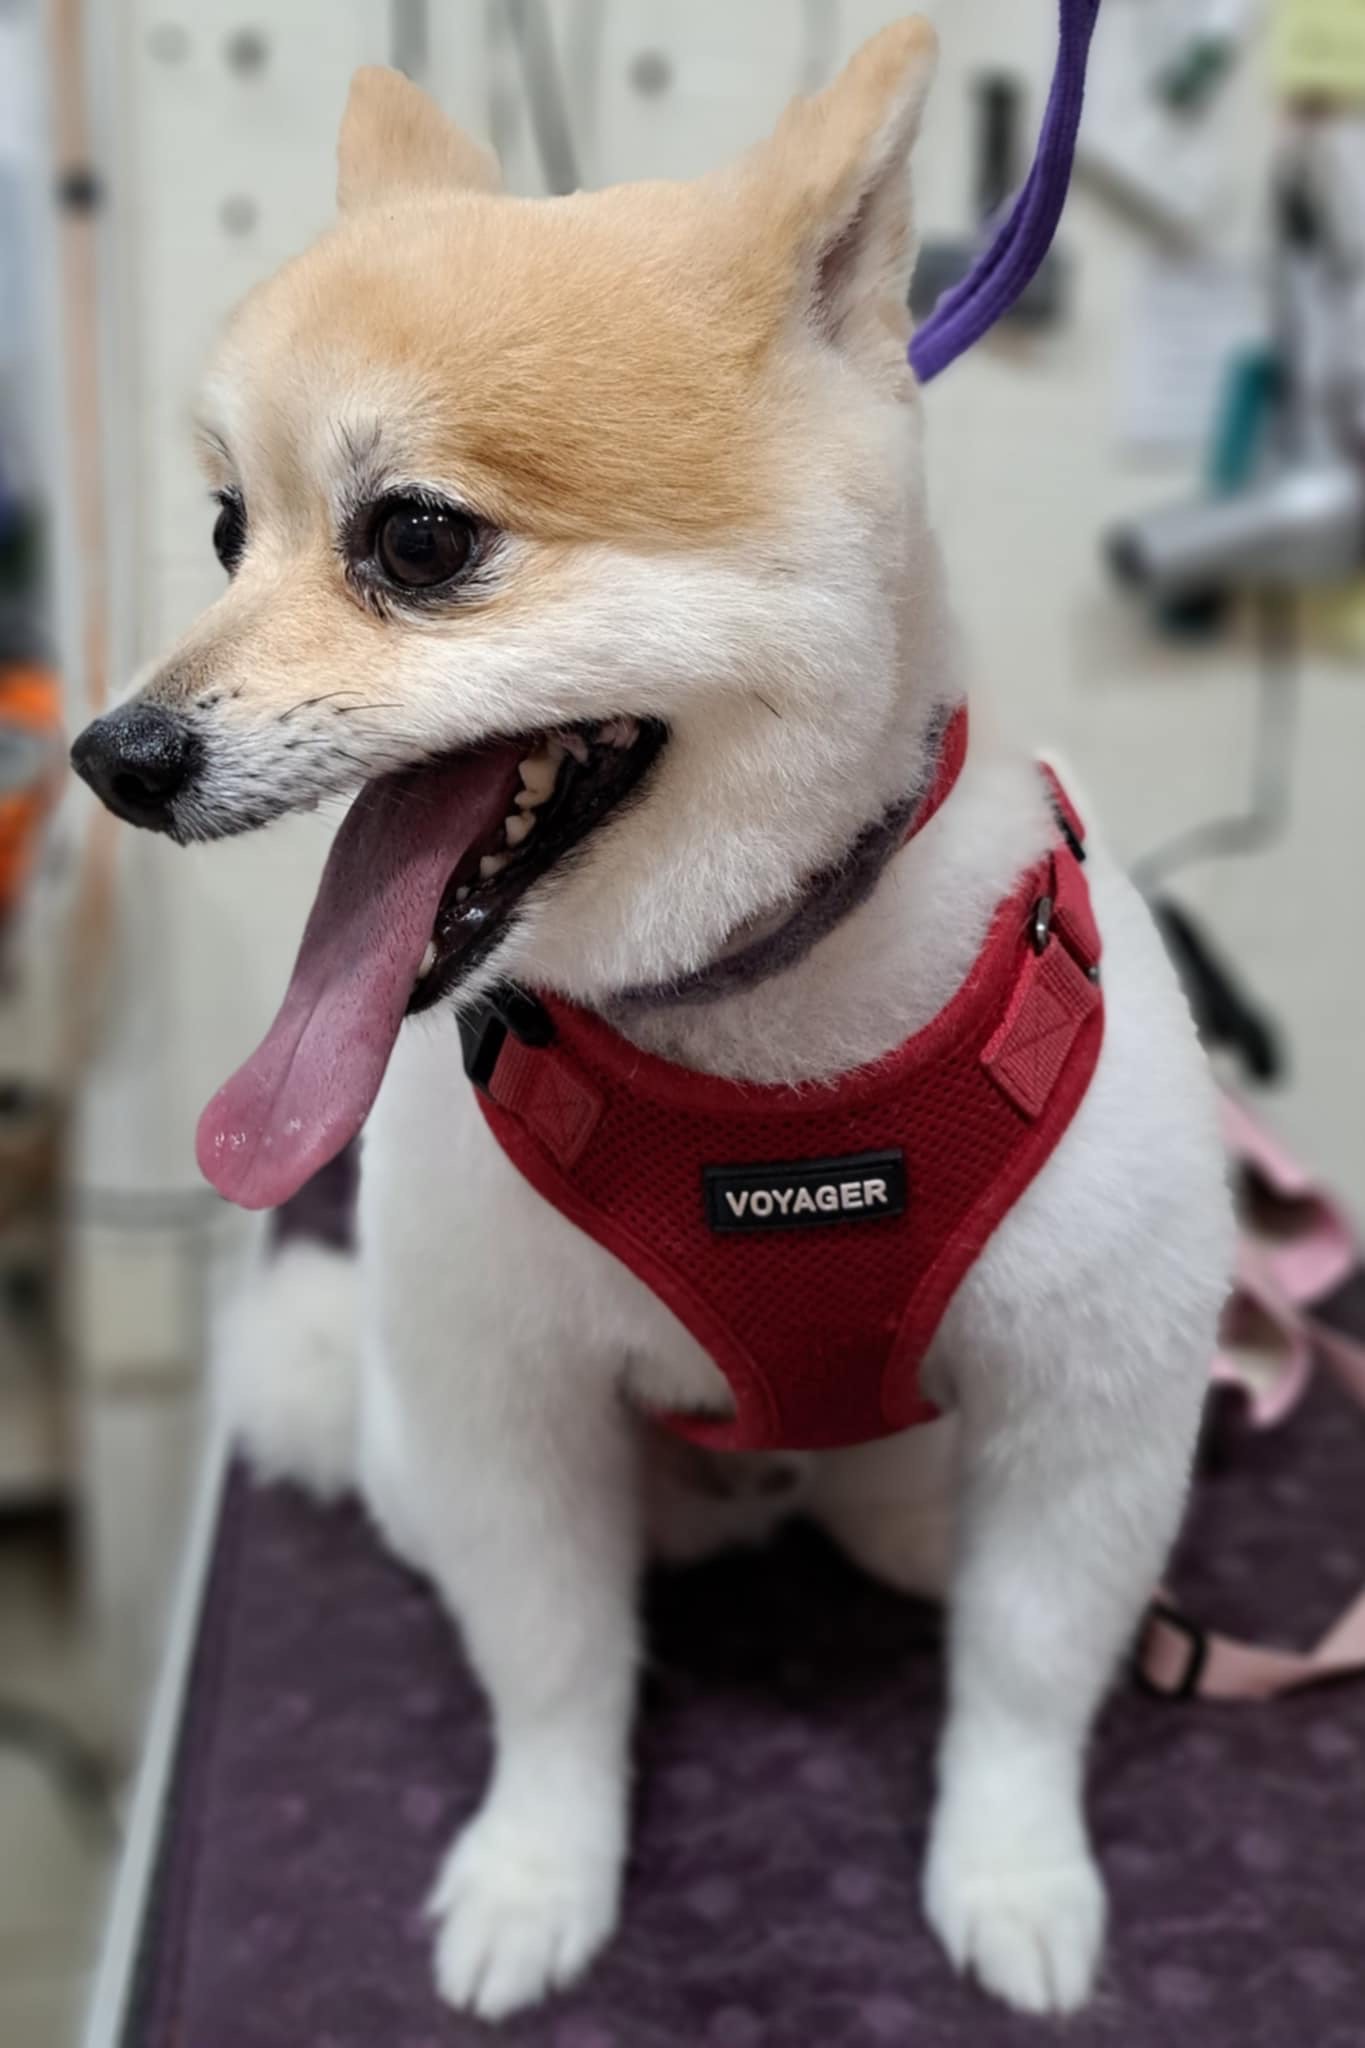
[0,658,64,931]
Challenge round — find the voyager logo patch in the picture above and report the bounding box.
[703,1150,907,1234]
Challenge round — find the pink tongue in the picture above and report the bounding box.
[197,745,522,1210]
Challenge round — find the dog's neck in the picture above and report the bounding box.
[612,698,1053,1088]
[614,701,966,1014]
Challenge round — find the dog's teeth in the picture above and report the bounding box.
[479,853,508,880]
[514,788,542,810]
[417,941,437,979]
[518,753,557,803]
[596,717,638,749]
[504,812,534,846]
[455,885,471,903]
[562,732,590,765]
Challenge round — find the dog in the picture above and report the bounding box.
[71,24,1231,2023]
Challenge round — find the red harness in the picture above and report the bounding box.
[461,711,1103,1453]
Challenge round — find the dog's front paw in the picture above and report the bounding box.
[428,1807,621,2021]
[924,1832,1106,2015]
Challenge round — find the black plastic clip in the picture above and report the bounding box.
[458,983,555,1091]
[1134,1601,1208,1701]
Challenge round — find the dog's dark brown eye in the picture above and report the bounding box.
[212,492,247,575]
[375,499,475,590]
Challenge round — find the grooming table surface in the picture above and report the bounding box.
[120,1379,1365,2048]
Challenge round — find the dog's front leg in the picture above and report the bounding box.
[398,1355,641,2021]
[923,1342,1202,2016]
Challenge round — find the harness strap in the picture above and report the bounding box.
[459,706,969,1094]
[463,763,1102,1454]
[1140,1585,1365,1704]
[466,723,1088,1154]
[610,702,970,1011]
[1138,1309,1365,1700]
[1137,1092,1365,1700]
[909,700,969,840]
[976,866,1096,1122]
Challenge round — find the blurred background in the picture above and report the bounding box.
[1,1,1364,2042]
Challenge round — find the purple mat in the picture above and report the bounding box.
[129,1374,1365,2048]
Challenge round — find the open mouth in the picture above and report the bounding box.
[196,716,664,1211]
[407,716,665,1018]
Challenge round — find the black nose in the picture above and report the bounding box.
[69,705,200,830]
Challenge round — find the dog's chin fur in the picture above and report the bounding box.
[152,28,1230,2032]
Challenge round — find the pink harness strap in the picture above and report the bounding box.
[1220,1091,1357,1307]
[1139,1090,1365,1701]
[1141,1586,1365,1703]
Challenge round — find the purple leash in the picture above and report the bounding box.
[909,0,1102,384]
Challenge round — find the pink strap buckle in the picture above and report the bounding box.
[1138,1586,1365,1703]
[1136,1602,1208,1700]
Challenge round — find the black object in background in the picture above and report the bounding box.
[1152,896,1284,1085]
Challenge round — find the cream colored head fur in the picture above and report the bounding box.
[140,20,954,1002]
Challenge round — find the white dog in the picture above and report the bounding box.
[72,24,1230,2025]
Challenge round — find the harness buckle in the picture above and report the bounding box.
[459,982,554,1091]
[1134,1601,1208,1701]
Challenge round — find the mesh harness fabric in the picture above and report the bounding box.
[460,723,1104,1453]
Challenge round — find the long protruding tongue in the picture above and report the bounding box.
[198,745,521,1210]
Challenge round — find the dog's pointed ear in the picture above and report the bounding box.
[337,67,501,210]
[750,19,936,373]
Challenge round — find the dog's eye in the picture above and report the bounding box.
[374,498,476,590]
[212,492,247,576]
